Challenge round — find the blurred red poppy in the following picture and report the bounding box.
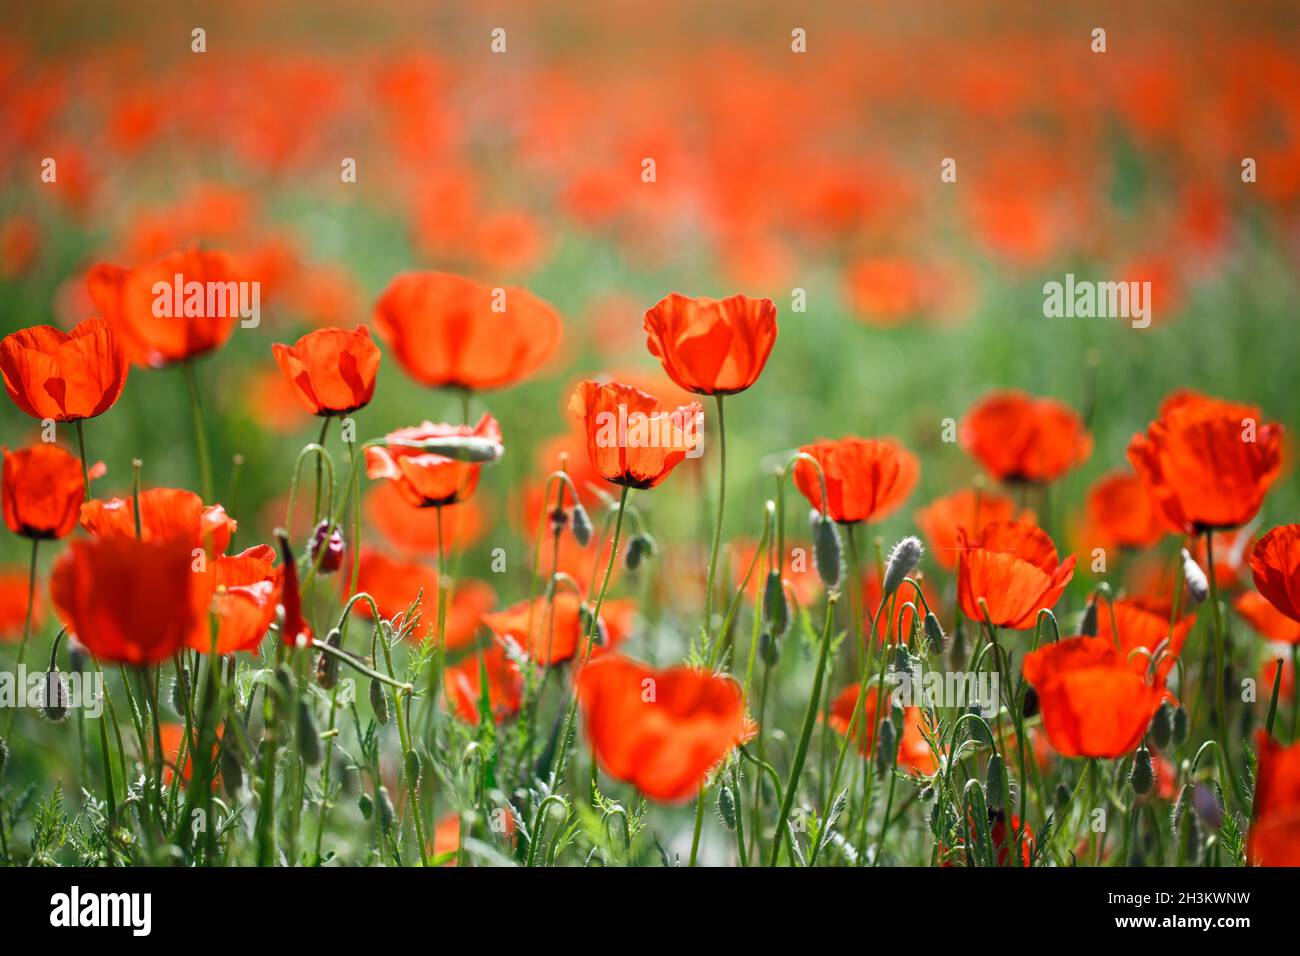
[444,644,523,724]
[915,488,1020,570]
[0,317,128,423]
[80,487,235,554]
[642,292,777,396]
[576,654,748,803]
[961,390,1091,483]
[1249,525,1300,626]
[2,444,86,540]
[793,436,919,524]
[271,325,380,416]
[1084,470,1167,550]
[1236,591,1300,644]
[190,544,279,654]
[957,519,1075,630]
[1249,731,1300,866]
[366,483,485,555]
[1095,596,1195,682]
[483,592,630,666]
[0,568,42,640]
[568,380,701,489]
[374,272,561,391]
[1128,391,1282,533]
[827,685,937,773]
[365,414,500,508]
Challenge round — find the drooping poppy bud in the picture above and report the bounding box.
[570,503,593,546]
[923,612,945,655]
[1171,705,1189,745]
[883,536,923,599]
[810,510,842,588]
[717,783,737,831]
[316,628,342,689]
[370,677,389,725]
[762,569,790,636]
[1130,745,1154,795]
[1149,700,1174,750]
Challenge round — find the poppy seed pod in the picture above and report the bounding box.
[1021,684,1040,718]
[570,503,593,546]
[883,536,923,599]
[370,677,389,725]
[1130,746,1154,795]
[758,631,779,667]
[1180,549,1209,604]
[762,569,790,636]
[810,510,842,588]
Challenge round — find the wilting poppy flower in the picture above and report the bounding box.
[271,325,381,416]
[0,317,128,422]
[366,483,485,555]
[189,544,279,654]
[0,569,42,640]
[1248,731,1300,866]
[444,644,523,724]
[365,414,501,508]
[373,272,562,391]
[87,248,243,367]
[576,654,748,802]
[957,519,1075,630]
[483,592,628,666]
[1022,636,1168,758]
[80,487,235,554]
[50,535,213,665]
[2,444,86,540]
[1236,591,1300,644]
[642,292,778,396]
[961,390,1092,483]
[915,488,1020,570]
[1249,525,1300,626]
[793,436,919,524]
[827,685,937,774]
[568,380,702,489]
[1095,596,1195,682]
[1084,470,1167,550]
[1127,391,1283,533]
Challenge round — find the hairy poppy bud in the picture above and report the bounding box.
[625,533,656,571]
[405,749,421,785]
[39,670,70,723]
[1080,598,1098,637]
[875,716,897,775]
[919,784,935,802]
[297,700,320,766]
[810,511,842,588]
[1149,700,1174,750]
[923,612,945,655]
[717,783,736,831]
[1180,809,1203,864]
[1171,704,1189,746]
[309,520,345,575]
[762,569,790,636]
[171,666,191,717]
[966,708,993,746]
[1172,783,1194,831]
[316,628,342,689]
[883,536,923,598]
[985,753,1006,811]
[1130,746,1154,795]
[570,503,593,546]
[758,631,779,667]
[377,785,395,832]
[1180,549,1209,604]
[370,677,389,725]
[579,603,608,646]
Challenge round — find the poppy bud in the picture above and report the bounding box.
[405,749,421,784]
[1022,686,1040,719]
[171,666,191,717]
[370,677,389,725]
[1149,700,1174,750]
[883,536,923,599]
[985,753,1006,811]
[762,569,790,636]
[316,628,342,689]
[359,792,373,820]
[810,511,842,588]
[39,670,70,724]
[309,520,345,575]
[966,708,993,746]
[717,783,736,831]
[875,717,897,775]
[377,785,395,832]
[297,700,320,766]
[923,612,945,655]
[1080,598,1098,637]
[220,740,244,799]
[1180,809,1203,864]
[1130,746,1154,795]
[1171,704,1188,745]
[570,503,593,546]
[1172,783,1194,832]
[625,533,656,571]
[758,631,779,667]
[1180,549,1209,604]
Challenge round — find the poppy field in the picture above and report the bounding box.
[2,1,1300,876]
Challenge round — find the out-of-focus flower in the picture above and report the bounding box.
[0,568,42,640]
[80,487,235,555]
[1249,525,1300,627]
[1095,596,1196,682]
[793,436,919,524]
[1083,470,1167,550]
[1236,591,1300,644]
[190,544,279,655]
[1249,731,1300,866]
[915,488,1020,570]
[0,318,128,423]
[2,444,86,540]
[444,644,523,724]
[961,390,1091,484]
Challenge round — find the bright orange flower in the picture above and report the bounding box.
[2,444,86,540]
[190,544,279,654]
[0,568,42,640]
[1022,636,1168,758]
[349,549,438,626]
[373,272,562,391]
[80,487,235,555]
[365,483,485,555]
[1127,390,1283,533]
[827,685,937,774]
[567,380,701,489]
[156,722,222,789]
[915,488,1020,570]
[576,654,748,803]
[87,248,243,367]
[1236,590,1300,644]
[1083,470,1167,550]
[793,436,919,524]
[957,519,1075,630]
[1249,525,1300,626]
[444,644,523,724]
[960,390,1091,483]
[271,325,380,416]
[1095,596,1195,682]
[50,535,213,665]
[0,317,128,422]
[364,414,501,508]
[642,292,777,396]
[482,592,629,666]
[1249,731,1300,866]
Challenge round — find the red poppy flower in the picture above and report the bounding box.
[365,483,485,555]
[1249,525,1300,626]
[1084,469,1167,550]
[1236,591,1300,644]
[87,248,243,367]
[80,487,235,555]
[989,813,1034,867]
[1249,731,1300,866]
[0,568,42,640]
[827,685,937,774]
[364,414,501,508]
[1127,390,1283,533]
[373,272,562,391]
[0,317,128,422]
[444,644,523,724]
[1095,596,1196,681]
[567,380,702,489]
[271,325,380,416]
[961,390,1092,483]
[189,544,279,655]
[2,444,86,540]
[793,436,919,524]
[348,549,438,627]
[156,722,221,789]
[957,520,1075,630]
[915,488,1020,570]
[50,535,213,665]
[482,592,629,666]
[642,292,778,396]
[1022,636,1168,758]
[576,654,748,803]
